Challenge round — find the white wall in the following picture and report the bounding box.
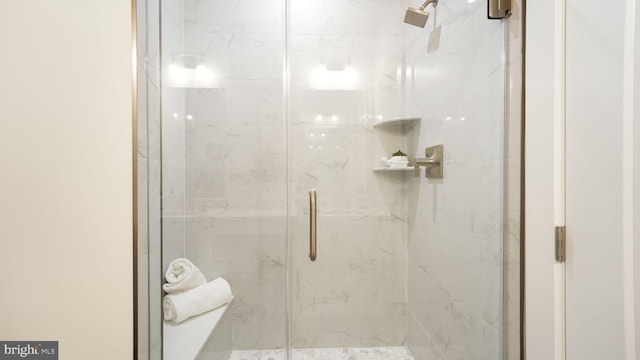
[0,1,133,359]
[564,0,626,357]
[526,0,639,358]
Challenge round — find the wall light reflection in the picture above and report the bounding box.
[310,66,359,90]
[167,62,217,88]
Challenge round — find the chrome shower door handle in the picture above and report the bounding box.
[309,188,317,262]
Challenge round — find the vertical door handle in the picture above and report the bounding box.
[309,188,317,262]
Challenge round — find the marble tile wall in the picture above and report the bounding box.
[286,88,410,348]
[404,0,518,358]
[185,215,287,349]
[289,215,407,348]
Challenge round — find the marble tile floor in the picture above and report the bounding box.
[229,347,414,360]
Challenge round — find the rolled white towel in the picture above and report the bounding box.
[163,258,207,294]
[163,278,233,324]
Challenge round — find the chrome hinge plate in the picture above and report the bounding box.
[488,0,512,19]
[555,226,566,263]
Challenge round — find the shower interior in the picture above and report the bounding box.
[152,0,513,359]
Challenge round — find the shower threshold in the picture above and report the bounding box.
[229,346,414,360]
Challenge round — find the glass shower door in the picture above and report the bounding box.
[287,0,417,355]
[156,0,509,358]
[159,0,288,358]
[288,0,506,359]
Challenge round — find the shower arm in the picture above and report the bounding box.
[419,0,438,10]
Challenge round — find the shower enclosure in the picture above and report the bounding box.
[137,0,522,359]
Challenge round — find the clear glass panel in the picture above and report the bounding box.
[157,0,507,358]
[159,0,287,358]
[404,3,505,359]
[289,1,504,359]
[288,0,409,352]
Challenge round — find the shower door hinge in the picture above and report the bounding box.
[488,0,512,19]
[555,226,566,263]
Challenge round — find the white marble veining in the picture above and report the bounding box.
[405,0,512,359]
[185,216,286,350]
[289,214,406,348]
[230,347,413,360]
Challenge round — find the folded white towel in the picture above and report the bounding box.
[163,278,233,324]
[163,258,207,294]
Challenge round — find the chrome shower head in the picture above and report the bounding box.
[404,0,438,28]
[404,7,430,28]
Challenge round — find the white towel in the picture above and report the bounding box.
[163,258,207,294]
[163,278,233,324]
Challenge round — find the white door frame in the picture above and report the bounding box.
[525,0,637,358]
[524,0,566,358]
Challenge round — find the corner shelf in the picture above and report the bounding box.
[373,116,421,128]
[373,116,421,176]
[373,166,414,173]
